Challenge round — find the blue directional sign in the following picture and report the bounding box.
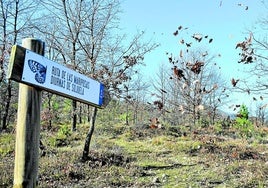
[8,45,107,108]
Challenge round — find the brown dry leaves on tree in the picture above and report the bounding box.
[236,33,255,64]
[169,25,214,81]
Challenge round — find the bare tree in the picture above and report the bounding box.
[39,0,158,160]
[203,69,231,125]
[234,1,268,93]
[150,62,173,123]
[0,0,17,130]
[254,103,267,127]
[152,36,225,128]
[0,0,40,130]
[235,31,268,94]
[234,2,268,124]
[126,73,150,125]
[167,50,219,126]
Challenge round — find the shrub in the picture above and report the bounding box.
[234,104,254,138]
[48,124,72,147]
[57,124,71,138]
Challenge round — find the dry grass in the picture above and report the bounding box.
[1,123,268,187]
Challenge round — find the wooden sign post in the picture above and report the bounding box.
[9,38,110,188]
[13,38,45,188]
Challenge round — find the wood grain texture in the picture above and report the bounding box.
[13,38,45,188]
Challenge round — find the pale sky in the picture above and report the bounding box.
[119,0,267,114]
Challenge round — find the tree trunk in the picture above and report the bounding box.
[48,93,52,129]
[82,107,98,161]
[87,105,91,122]
[72,100,77,131]
[211,107,217,125]
[126,103,129,125]
[79,104,82,124]
[2,80,12,130]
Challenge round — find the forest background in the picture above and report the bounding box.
[1,0,268,133]
[1,0,268,187]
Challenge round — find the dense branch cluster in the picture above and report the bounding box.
[150,26,225,125]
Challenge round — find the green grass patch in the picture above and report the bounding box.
[0,133,15,157]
